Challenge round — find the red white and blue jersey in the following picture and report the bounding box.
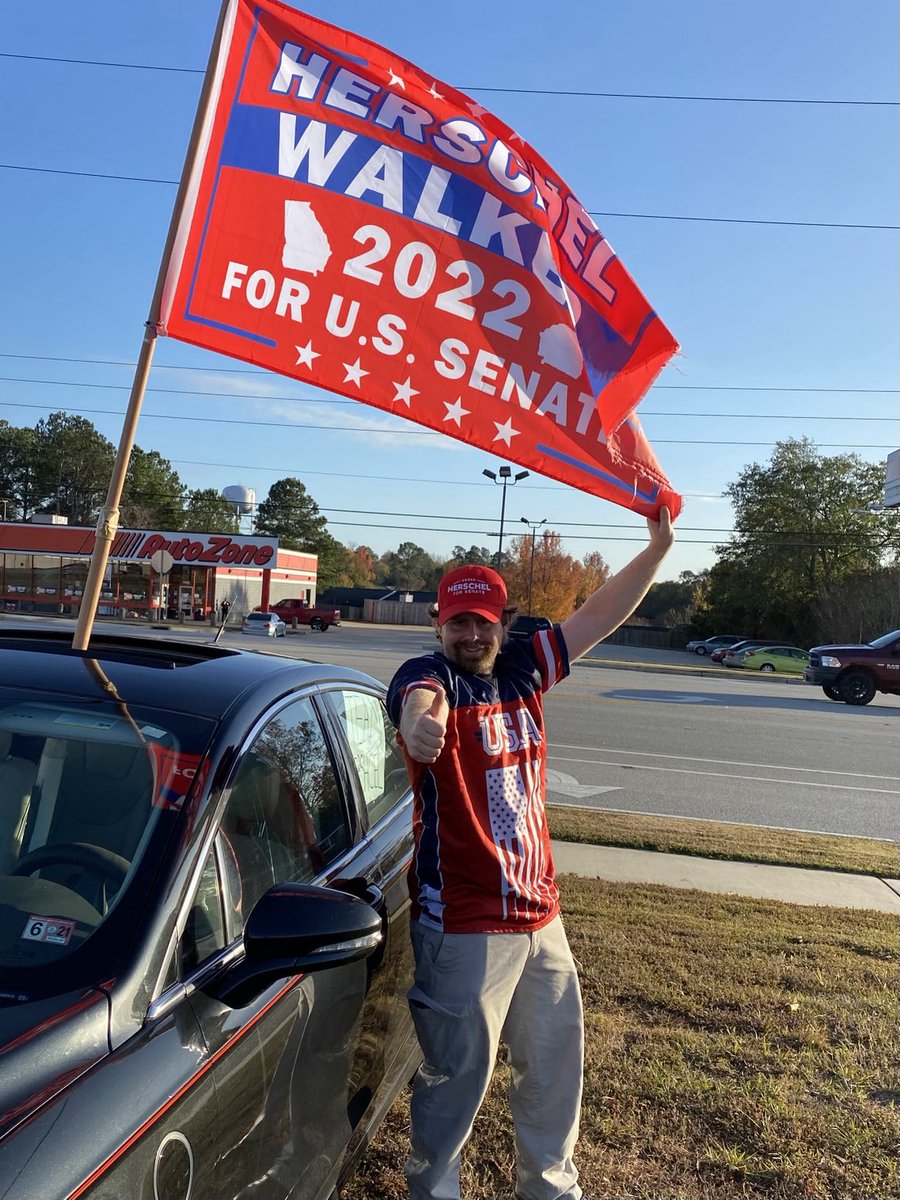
[387,626,569,934]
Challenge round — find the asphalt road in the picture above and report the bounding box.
[7,617,899,842]
[218,622,900,842]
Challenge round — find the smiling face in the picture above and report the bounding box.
[438,611,509,675]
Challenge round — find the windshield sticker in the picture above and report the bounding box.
[23,915,76,946]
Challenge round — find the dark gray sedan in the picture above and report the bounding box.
[0,628,418,1200]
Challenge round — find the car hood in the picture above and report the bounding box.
[810,643,876,655]
[0,988,109,1141]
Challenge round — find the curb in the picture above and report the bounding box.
[577,654,809,686]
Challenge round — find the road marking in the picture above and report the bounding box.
[551,743,900,783]
[544,768,623,799]
[549,755,900,796]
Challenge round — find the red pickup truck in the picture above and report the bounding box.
[254,597,341,632]
[804,629,900,705]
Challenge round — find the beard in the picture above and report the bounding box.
[443,640,502,676]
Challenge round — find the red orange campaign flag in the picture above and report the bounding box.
[159,0,681,518]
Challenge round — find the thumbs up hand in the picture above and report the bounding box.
[401,686,449,764]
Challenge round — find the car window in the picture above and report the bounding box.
[220,695,350,931]
[326,690,410,828]
[0,690,213,978]
[180,847,226,976]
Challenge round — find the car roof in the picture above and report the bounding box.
[0,629,378,720]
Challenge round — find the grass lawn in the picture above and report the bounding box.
[547,804,900,878]
[342,877,899,1200]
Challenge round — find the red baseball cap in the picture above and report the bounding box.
[437,565,508,624]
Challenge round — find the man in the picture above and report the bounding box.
[386,508,674,1200]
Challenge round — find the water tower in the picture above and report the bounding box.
[221,485,256,532]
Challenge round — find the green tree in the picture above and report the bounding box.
[447,544,494,568]
[637,570,708,626]
[0,421,40,519]
[377,542,440,590]
[32,412,115,525]
[255,477,329,550]
[182,488,240,533]
[120,447,184,529]
[700,439,896,642]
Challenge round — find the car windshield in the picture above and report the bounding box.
[869,630,900,649]
[0,685,215,990]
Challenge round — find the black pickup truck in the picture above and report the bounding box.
[804,630,900,705]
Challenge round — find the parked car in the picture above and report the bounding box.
[0,628,419,1200]
[804,629,900,705]
[711,639,770,664]
[242,610,286,638]
[685,635,746,656]
[508,614,553,641]
[725,645,809,674]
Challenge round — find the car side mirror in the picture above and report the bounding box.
[212,883,382,1008]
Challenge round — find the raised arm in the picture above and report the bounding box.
[559,507,675,662]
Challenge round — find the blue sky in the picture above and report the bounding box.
[1,0,897,579]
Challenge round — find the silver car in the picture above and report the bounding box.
[242,611,287,638]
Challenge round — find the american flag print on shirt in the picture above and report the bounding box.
[486,759,551,920]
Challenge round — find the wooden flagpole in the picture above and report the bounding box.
[72,0,234,650]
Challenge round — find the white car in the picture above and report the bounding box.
[242,611,286,638]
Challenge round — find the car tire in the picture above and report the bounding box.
[838,671,876,706]
[822,685,842,701]
[695,646,708,656]
[310,618,326,632]
[760,663,775,673]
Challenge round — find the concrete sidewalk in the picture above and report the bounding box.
[552,840,900,915]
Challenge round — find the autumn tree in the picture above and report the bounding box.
[503,530,585,621]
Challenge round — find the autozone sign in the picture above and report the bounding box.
[107,530,278,566]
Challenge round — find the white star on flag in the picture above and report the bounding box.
[343,359,369,387]
[428,81,445,100]
[294,340,319,369]
[443,398,470,426]
[388,68,406,90]
[391,377,419,407]
[469,100,489,118]
[492,418,520,446]
[510,132,525,146]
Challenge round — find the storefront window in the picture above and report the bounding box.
[33,555,61,602]
[61,559,88,601]
[3,555,31,607]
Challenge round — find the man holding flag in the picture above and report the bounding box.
[387,507,674,1200]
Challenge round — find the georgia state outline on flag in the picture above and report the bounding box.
[159,0,682,517]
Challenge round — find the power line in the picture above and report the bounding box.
[0,397,893,450]
[2,162,895,231]
[2,353,899,394]
[2,52,895,107]
[0,377,896,423]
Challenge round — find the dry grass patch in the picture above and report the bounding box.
[547,804,900,878]
[342,877,899,1200]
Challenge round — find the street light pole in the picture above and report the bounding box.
[483,465,529,568]
[520,517,547,613]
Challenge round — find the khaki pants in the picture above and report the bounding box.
[406,916,584,1200]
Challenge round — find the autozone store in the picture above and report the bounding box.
[0,521,318,619]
